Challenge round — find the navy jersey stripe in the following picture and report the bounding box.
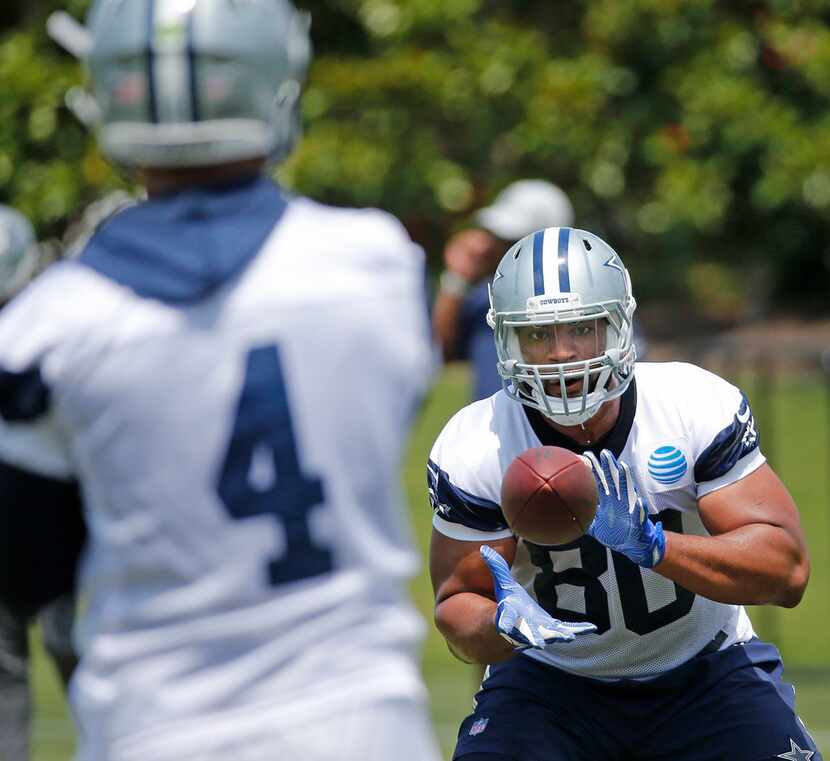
[532,230,545,295]
[694,394,760,483]
[557,227,571,292]
[427,458,508,533]
[0,367,50,422]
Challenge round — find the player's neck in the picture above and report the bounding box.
[543,397,621,446]
[138,158,267,198]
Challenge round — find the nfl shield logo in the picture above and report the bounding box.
[469,717,489,736]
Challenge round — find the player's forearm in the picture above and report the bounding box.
[655,524,810,607]
[431,292,465,362]
[434,592,515,665]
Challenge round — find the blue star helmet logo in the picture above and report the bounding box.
[603,251,625,277]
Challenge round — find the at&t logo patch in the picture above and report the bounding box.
[647,446,688,485]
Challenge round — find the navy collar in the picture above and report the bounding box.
[80,177,287,303]
[523,378,637,458]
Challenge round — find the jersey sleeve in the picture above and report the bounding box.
[686,366,765,498]
[426,404,512,541]
[335,204,439,401]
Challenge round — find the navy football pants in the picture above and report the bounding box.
[454,639,822,761]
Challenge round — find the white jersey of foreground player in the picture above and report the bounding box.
[0,194,440,761]
[429,361,763,679]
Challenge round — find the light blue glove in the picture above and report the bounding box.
[480,545,596,649]
[583,449,666,568]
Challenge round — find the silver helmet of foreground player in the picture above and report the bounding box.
[487,227,637,426]
[52,0,311,168]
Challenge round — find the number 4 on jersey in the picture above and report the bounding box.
[216,344,333,586]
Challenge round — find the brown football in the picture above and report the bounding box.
[500,446,598,545]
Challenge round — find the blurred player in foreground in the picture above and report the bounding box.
[427,226,821,761]
[0,205,79,761]
[0,2,441,760]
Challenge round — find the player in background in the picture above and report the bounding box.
[427,227,821,761]
[0,2,442,760]
[0,204,79,761]
[432,180,575,402]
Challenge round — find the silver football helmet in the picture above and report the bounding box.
[0,205,40,304]
[49,0,311,168]
[487,227,637,425]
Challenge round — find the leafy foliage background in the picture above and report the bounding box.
[3,1,830,331]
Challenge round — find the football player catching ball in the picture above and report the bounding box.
[428,226,821,761]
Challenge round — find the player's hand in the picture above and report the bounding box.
[443,229,500,284]
[480,545,596,649]
[583,450,666,568]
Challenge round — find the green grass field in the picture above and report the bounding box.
[29,364,830,759]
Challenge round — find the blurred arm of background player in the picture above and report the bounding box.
[432,228,504,363]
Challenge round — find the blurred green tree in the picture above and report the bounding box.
[3,0,830,326]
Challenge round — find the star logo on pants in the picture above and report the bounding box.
[777,738,814,760]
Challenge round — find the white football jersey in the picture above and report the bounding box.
[429,362,764,679]
[0,187,436,760]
